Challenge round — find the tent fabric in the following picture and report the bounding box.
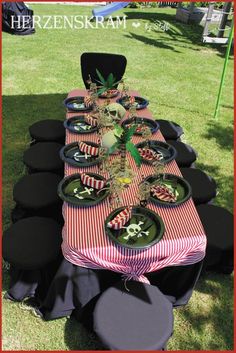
[2,2,35,35]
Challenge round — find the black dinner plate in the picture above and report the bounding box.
[64,115,98,134]
[144,173,192,207]
[64,96,93,112]
[58,172,109,206]
[105,206,165,249]
[99,90,120,98]
[60,141,101,167]
[136,140,177,164]
[117,96,149,110]
[122,117,159,135]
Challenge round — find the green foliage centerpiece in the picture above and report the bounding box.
[101,124,141,185]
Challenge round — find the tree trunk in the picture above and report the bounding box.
[120,143,126,173]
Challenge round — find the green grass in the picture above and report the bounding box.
[2,4,234,351]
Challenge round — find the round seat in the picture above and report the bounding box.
[196,204,233,273]
[166,140,197,167]
[23,142,64,173]
[180,168,217,205]
[93,281,173,350]
[156,119,183,140]
[13,172,61,209]
[29,119,65,144]
[3,217,62,270]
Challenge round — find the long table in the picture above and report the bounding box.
[62,89,206,284]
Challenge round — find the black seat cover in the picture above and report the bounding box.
[93,280,173,350]
[180,168,217,205]
[81,52,127,89]
[29,119,65,143]
[13,172,61,209]
[157,119,184,140]
[3,217,62,270]
[23,142,64,172]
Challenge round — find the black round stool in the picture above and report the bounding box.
[166,140,197,167]
[3,217,62,270]
[156,119,184,140]
[23,142,64,175]
[180,168,217,205]
[196,204,233,274]
[3,217,62,301]
[93,281,173,350]
[12,172,63,224]
[29,119,65,144]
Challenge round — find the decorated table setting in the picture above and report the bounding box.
[2,71,208,324]
[59,75,207,289]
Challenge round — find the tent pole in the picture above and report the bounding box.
[214,20,234,119]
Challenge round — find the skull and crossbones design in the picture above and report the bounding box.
[122,221,149,240]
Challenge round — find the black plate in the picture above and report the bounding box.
[64,115,98,134]
[60,141,101,167]
[144,173,192,207]
[117,96,149,110]
[122,117,159,135]
[99,90,120,99]
[64,96,93,112]
[105,206,165,249]
[58,172,109,206]
[136,140,177,164]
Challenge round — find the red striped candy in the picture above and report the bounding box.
[84,96,92,107]
[79,142,99,156]
[107,207,131,230]
[84,114,98,127]
[81,173,106,190]
[138,148,163,161]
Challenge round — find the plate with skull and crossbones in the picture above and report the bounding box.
[60,141,101,167]
[57,172,109,206]
[105,206,165,249]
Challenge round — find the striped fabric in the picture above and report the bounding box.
[79,141,99,156]
[138,147,163,161]
[107,207,132,230]
[84,114,98,127]
[62,90,207,284]
[81,173,106,190]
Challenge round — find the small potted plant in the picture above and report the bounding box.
[95,69,120,100]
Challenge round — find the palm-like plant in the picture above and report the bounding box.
[110,124,141,173]
[95,69,121,96]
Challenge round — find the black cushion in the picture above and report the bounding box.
[29,119,65,143]
[166,139,197,167]
[93,281,173,350]
[180,168,217,205]
[3,217,62,270]
[81,52,127,89]
[196,204,233,269]
[156,119,183,140]
[13,172,61,209]
[23,142,64,172]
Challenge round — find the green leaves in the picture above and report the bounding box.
[95,69,120,91]
[126,141,141,167]
[114,124,123,138]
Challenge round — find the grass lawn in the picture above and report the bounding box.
[2,4,234,351]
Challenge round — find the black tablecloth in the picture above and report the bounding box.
[5,258,203,321]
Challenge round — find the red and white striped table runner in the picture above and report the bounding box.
[62,89,206,283]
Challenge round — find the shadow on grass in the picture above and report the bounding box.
[64,316,105,351]
[195,162,233,212]
[2,93,67,228]
[179,272,234,350]
[202,120,234,151]
[123,11,233,57]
